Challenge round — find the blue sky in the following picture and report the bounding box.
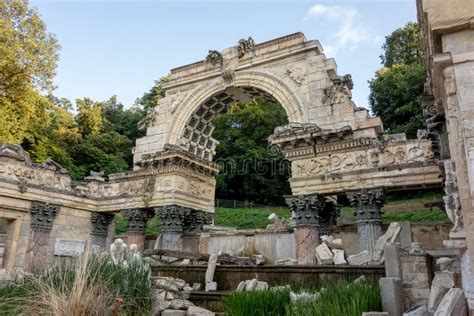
[30,0,417,109]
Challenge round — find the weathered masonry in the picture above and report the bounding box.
[0,33,442,270]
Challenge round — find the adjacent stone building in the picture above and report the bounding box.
[417,0,474,310]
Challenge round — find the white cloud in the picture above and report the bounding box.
[305,4,381,54]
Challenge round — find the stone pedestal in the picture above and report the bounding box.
[90,212,114,250]
[347,189,385,256]
[26,201,60,271]
[121,208,154,251]
[287,195,326,265]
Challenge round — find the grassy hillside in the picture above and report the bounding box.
[115,191,448,235]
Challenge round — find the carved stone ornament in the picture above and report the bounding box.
[286,65,306,85]
[30,200,60,230]
[347,189,384,223]
[91,212,114,236]
[237,37,255,58]
[184,210,213,234]
[121,208,154,233]
[155,204,189,233]
[0,144,32,164]
[287,195,326,227]
[443,160,465,238]
[322,74,354,105]
[222,68,235,85]
[206,50,223,66]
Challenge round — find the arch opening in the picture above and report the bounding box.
[178,85,280,161]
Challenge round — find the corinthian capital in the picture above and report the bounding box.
[287,194,326,227]
[347,189,384,222]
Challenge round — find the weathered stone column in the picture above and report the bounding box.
[26,201,60,271]
[90,212,115,250]
[183,210,213,254]
[288,195,326,265]
[120,208,154,251]
[347,189,385,256]
[155,205,187,251]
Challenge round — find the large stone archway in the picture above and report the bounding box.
[0,33,444,267]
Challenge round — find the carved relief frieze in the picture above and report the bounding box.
[291,138,434,178]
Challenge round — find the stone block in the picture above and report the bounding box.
[333,249,347,265]
[347,250,371,265]
[205,253,218,283]
[168,299,194,310]
[362,313,389,316]
[398,221,412,250]
[316,243,333,265]
[161,310,186,316]
[53,238,85,257]
[246,278,258,291]
[187,306,215,316]
[428,272,455,312]
[236,281,246,292]
[205,281,217,292]
[380,277,404,316]
[373,222,401,262]
[384,243,402,279]
[403,304,428,316]
[434,288,467,316]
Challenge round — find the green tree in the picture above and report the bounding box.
[212,100,290,205]
[369,22,426,138]
[0,0,60,145]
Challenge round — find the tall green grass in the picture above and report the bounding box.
[224,280,381,316]
[224,287,291,316]
[0,251,152,315]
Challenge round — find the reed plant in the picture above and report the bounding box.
[224,279,381,316]
[0,251,152,315]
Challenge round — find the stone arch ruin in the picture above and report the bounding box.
[0,33,442,270]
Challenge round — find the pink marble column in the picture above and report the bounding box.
[295,225,320,265]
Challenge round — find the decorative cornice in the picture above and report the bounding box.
[30,200,60,231]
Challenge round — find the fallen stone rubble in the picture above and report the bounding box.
[152,276,214,316]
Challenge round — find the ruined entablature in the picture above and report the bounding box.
[133,32,385,165]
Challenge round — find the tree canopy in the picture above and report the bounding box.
[212,100,291,205]
[369,22,426,138]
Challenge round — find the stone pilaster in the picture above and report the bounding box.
[27,201,60,271]
[347,189,385,256]
[287,195,325,265]
[120,208,154,251]
[90,212,115,250]
[155,205,188,251]
[183,210,213,254]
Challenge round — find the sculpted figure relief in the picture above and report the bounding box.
[443,160,464,238]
